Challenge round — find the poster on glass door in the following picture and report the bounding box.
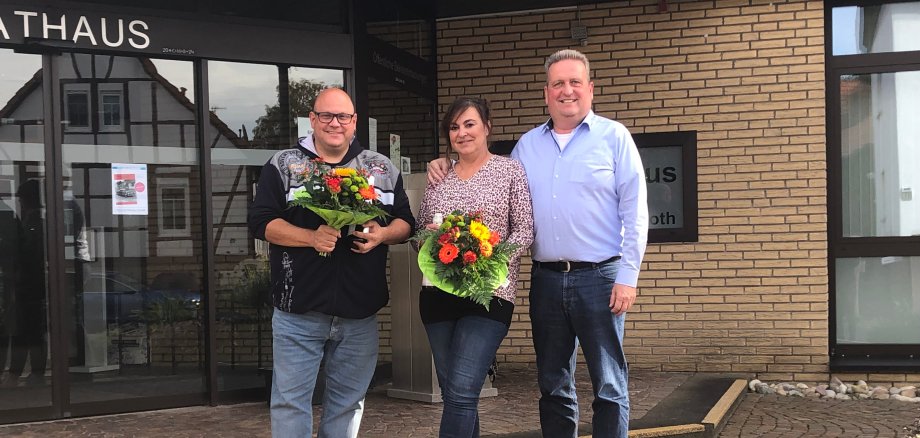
[111,163,148,215]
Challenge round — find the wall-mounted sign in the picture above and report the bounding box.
[368,117,378,152]
[638,145,683,229]
[0,6,352,66]
[389,133,401,166]
[366,35,434,97]
[0,9,149,49]
[111,163,148,215]
[633,131,698,243]
[401,156,411,175]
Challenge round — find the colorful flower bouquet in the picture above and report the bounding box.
[289,158,388,256]
[414,210,520,307]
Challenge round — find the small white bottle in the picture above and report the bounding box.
[421,213,444,287]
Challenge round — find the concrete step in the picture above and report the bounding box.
[626,376,747,438]
[493,375,747,438]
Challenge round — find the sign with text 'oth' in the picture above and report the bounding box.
[633,131,698,243]
[638,145,683,229]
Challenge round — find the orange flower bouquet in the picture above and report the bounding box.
[414,210,520,307]
[289,158,387,256]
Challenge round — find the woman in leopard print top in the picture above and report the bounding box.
[415,97,533,438]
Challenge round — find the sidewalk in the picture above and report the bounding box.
[0,368,917,437]
[719,392,920,437]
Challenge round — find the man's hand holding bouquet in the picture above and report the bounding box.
[288,158,388,256]
[414,210,520,307]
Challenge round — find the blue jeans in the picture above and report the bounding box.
[270,309,378,438]
[530,261,629,438]
[425,316,509,438]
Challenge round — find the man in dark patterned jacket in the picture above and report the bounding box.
[248,88,414,438]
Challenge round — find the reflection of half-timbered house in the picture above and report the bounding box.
[0,54,268,373]
[0,0,359,422]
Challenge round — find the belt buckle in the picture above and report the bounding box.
[561,261,571,273]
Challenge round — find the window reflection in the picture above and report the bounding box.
[840,71,920,237]
[833,3,920,55]
[836,257,920,344]
[47,53,206,404]
[0,49,52,411]
[208,61,343,393]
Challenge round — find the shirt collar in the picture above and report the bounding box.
[540,110,597,134]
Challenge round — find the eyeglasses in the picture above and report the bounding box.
[313,111,355,125]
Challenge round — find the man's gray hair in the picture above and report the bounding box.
[544,49,591,78]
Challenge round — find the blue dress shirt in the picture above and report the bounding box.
[511,111,648,287]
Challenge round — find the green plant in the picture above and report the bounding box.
[135,297,198,374]
[225,261,273,369]
[234,262,272,310]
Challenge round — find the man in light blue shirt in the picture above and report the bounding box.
[429,49,648,437]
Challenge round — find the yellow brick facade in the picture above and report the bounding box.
[431,0,831,381]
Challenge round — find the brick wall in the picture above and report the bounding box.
[435,0,833,381]
[367,80,436,173]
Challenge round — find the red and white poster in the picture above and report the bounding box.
[111,163,148,215]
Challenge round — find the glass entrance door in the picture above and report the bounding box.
[55,52,207,410]
[0,48,54,421]
[0,47,207,424]
[1,46,353,422]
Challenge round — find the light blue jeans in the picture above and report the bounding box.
[270,309,379,438]
[530,260,629,438]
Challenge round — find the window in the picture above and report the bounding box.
[828,1,920,367]
[98,83,125,132]
[156,178,190,237]
[161,187,187,230]
[63,83,126,133]
[832,3,920,55]
[64,87,91,132]
[633,131,698,243]
[100,91,123,131]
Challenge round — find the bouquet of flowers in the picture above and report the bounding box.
[289,158,388,256]
[414,210,520,307]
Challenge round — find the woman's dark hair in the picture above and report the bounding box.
[440,97,492,165]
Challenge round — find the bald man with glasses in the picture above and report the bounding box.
[249,88,414,438]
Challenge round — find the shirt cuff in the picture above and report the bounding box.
[615,267,640,288]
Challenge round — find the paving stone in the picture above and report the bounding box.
[2,369,917,437]
[719,392,920,438]
[0,368,683,437]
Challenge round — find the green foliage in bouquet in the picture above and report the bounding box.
[288,159,389,254]
[414,210,520,308]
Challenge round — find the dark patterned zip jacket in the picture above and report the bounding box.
[248,137,415,318]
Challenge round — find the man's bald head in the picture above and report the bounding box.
[314,87,355,114]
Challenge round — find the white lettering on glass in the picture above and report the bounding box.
[14,10,37,38]
[127,20,148,49]
[3,10,150,50]
[72,15,97,45]
[100,18,124,47]
[42,13,66,40]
